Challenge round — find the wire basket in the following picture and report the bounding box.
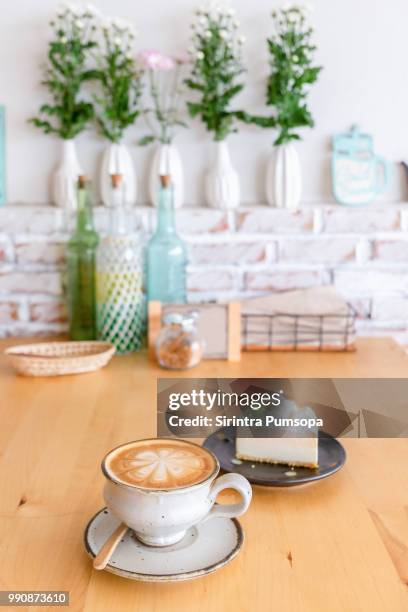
[242,305,356,352]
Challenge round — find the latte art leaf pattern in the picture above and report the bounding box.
[111,445,213,488]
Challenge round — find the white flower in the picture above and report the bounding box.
[85,3,99,16]
[303,2,314,13]
[198,15,208,26]
[188,46,195,54]
[100,16,112,30]
[233,19,240,28]
[60,1,75,14]
[196,50,205,60]
[61,36,68,44]
[287,11,300,24]
[204,30,212,38]
[293,54,299,62]
[219,29,228,39]
[114,36,122,46]
[113,17,127,30]
[238,35,246,44]
[75,19,84,29]
[209,4,221,19]
[227,7,235,16]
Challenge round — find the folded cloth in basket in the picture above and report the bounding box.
[241,287,355,349]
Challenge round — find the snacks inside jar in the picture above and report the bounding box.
[156,311,204,370]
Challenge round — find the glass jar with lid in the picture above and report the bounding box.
[156,311,204,370]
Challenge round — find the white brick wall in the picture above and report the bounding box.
[324,208,400,233]
[0,203,407,341]
[236,209,314,233]
[245,267,331,292]
[278,237,357,263]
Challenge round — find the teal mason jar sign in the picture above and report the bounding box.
[332,125,391,206]
[146,175,187,303]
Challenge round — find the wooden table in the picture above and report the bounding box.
[0,338,407,611]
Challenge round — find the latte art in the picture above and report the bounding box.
[105,439,216,489]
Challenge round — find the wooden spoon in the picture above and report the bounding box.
[93,522,128,571]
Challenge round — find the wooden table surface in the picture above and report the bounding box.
[1,337,407,612]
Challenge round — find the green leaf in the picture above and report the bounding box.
[185,24,246,139]
[235,111,276,128]
[92,51,143,141]
[81,69,101,82]
[218,84,244,106]
[185,79,205,92]
[297,66,322,85]
[264,15,322,141]
[28,117,58,135]
[187,102,203,118]
[137,135,155,146]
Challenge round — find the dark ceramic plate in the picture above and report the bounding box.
[204,427,346,487]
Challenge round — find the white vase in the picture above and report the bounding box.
[100,142,136,207]
[52,139,82,210]
[266,143,302,209]
[205,140,240,209]
[149,143,184,208]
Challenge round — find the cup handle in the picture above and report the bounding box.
[205,473,252,521]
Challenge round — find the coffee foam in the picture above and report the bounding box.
[105,439,216,490]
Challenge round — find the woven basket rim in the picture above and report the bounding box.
[5,341,115,360]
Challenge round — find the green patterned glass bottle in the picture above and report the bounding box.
[66,176,99,340]
[96,174,146,353]
[146,174,187,303]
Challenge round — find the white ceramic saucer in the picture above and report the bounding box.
[84,508,244,582]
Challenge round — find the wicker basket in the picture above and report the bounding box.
[5,341,116,377]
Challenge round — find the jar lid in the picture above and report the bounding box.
[163,310,199,327]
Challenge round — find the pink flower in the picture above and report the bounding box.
[138,49,175,71]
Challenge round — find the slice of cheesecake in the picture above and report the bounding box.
[236,437,318,469]
[236,399,319,469]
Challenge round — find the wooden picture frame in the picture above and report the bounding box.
[148,301,241,361]
[0,106,5,205]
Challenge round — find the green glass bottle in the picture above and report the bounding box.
[146,175,187,303]
[66,176,99,340]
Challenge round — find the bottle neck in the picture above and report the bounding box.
[110,186,126,234]
[76,185,94,232]
[156,183,176,233]
[110,208,127,235]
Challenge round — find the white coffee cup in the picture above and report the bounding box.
[102,439,252,547]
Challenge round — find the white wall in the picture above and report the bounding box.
[2,0,408,205]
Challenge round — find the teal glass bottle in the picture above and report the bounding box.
[66,176,99,340]
[146,175,187,303]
